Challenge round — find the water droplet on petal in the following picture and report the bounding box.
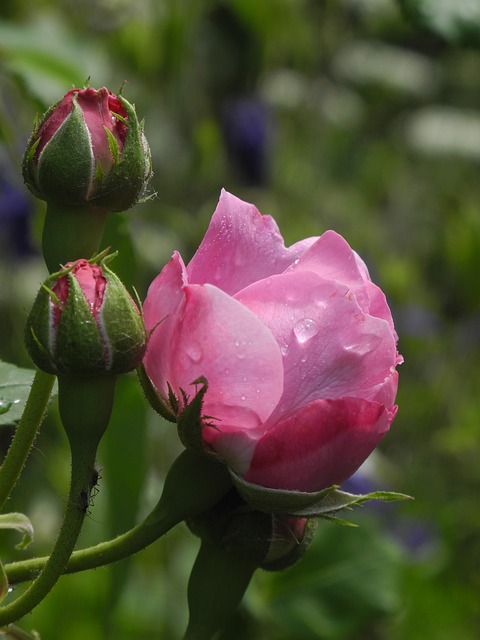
[293,318,318,343]
[234,338,249,360]
[185,344,203,363]
[280,343,290,357]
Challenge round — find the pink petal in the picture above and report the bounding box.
[143,252,189,397]
[77,87,123,174]
[170,284,283,425]
[145,268,285,470]
[244,397,395,492]
[290,230,396,331]
[235,270,398,422]
[186,189,317,295]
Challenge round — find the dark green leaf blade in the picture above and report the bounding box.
[0,361,36,428]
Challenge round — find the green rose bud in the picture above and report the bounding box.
[22,86,152,212]
[25,256,147,376]
[187,489,316,571]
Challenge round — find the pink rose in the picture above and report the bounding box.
[143,190,401,493]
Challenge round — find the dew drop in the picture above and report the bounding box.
[234,338,248,360]
[293,318,318,343]
[241,395,246,401]
[280,343,290,357]
[185,344,203,363]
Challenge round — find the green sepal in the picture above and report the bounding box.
[230,472,412,518]
[176,377,212,455]
[93,94,152,212]
[136,364,177,422]
[261,517,318,572]
[288,489,413,518]
[36,94,94,205]
[230,471,337,515]
[22,98,63,200]
[99,262,147,373]
[103,125,120,165]
[25,253,147,376]
[27,266,105,375]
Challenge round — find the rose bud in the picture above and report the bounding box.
[188,488,316,571]
[22,86,152,212]
[25,257,147,376]
[142,190,402,500]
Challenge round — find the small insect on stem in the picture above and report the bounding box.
[77,464,102,514]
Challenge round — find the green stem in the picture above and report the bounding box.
[42,202,107,273]
[5,450,233,586]
[5,503,178,585]
[183,539,256,640]
[0,432,98,625]
[0,370,55,511]
[0,375,116,625]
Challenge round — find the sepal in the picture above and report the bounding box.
[187,489,316,572]
[25,253,147,376]
[231,471,411,520]
[176,377,214,455]
[136,364,177,422]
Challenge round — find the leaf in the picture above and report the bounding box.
[399,0,480,45]
[0,512,35,550]
[0,361,36,428]
[0,624,42,639]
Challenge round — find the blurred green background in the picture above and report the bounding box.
[1,0,480,638]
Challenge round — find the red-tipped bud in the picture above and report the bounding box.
[22,87,152,212]
[25,256,147,376]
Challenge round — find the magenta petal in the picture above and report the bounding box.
[236,270,398,422]
[244,398,395,492]
[143,252,188,397]
[186,190,317,295]
[76,87,120,172]
[290,230,396,330]
[170,284,283,425]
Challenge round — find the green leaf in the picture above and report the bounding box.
[399,0,480,45]
[0,624,42,639]
[0,361,36,428]
[0,512,34,550]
